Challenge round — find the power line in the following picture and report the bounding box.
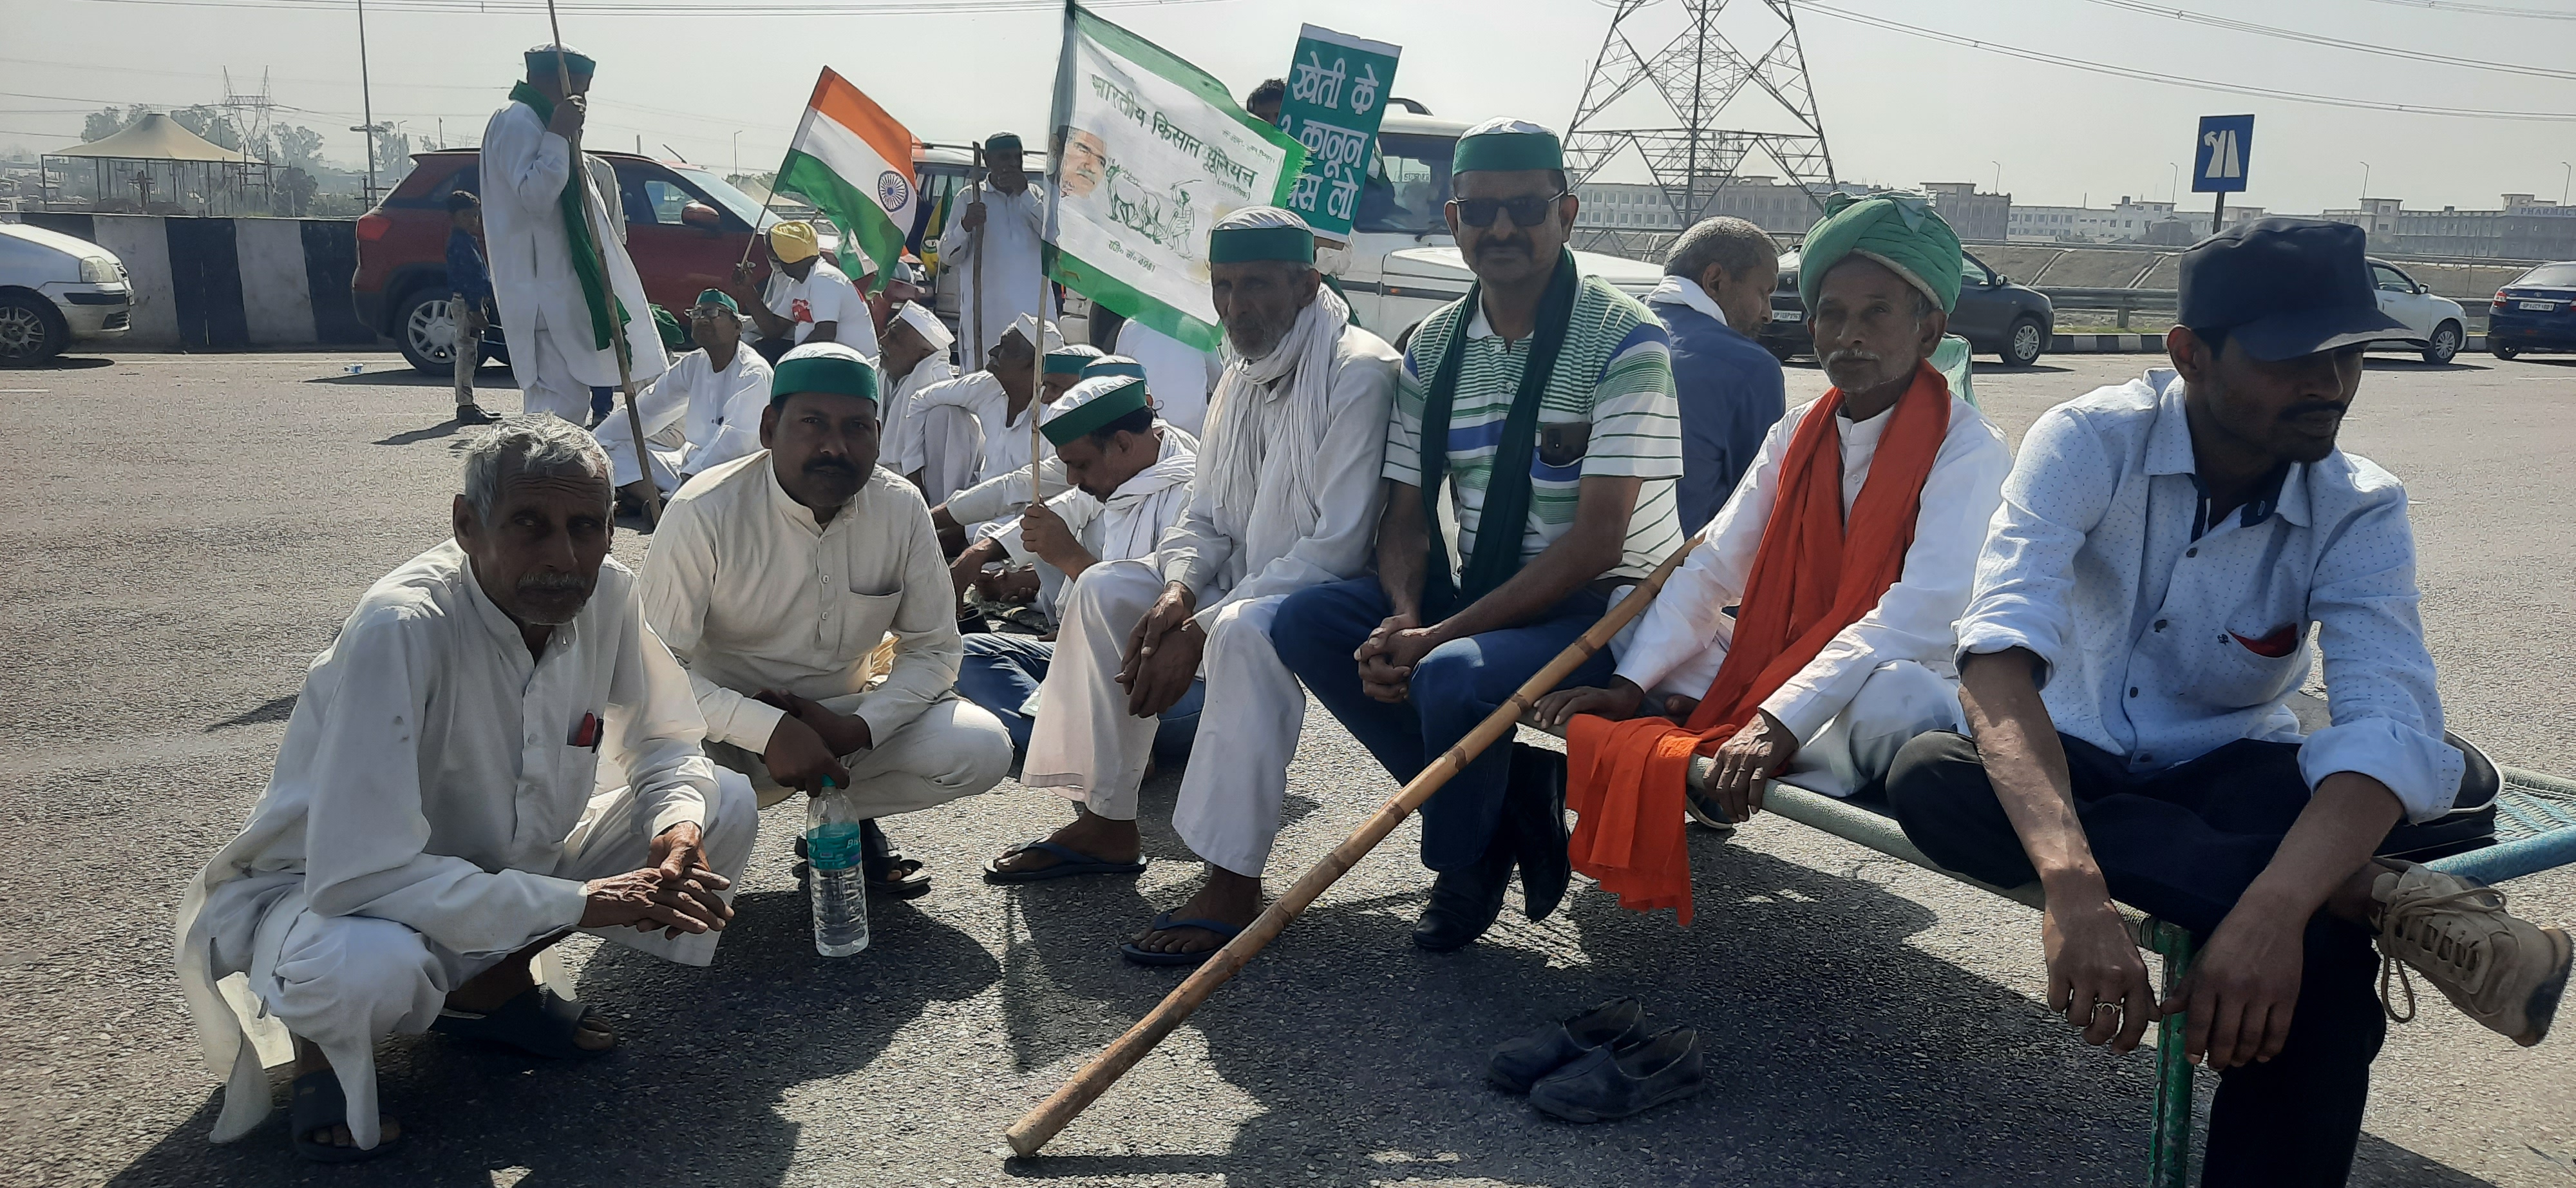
[2073,0,2576,81]
[2356,0,2576,19]
[64,0,1230,15]
[1797,1,2576,122]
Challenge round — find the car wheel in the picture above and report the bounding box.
[2490,342,2520,361]
[0,292,69,366]
[2421,321,2461,365]
[397,289,460,376]
[2000,315,2046,368]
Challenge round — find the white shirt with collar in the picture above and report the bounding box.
[991,423,1198,622]
[881,356,959,478]
[1616,388,2011,742]
[907,369,1050,488]
[1645,273,1729,327]
[1955,368,2463,822]
[176,542,717,1136]
[762,256,880,355]
[639,452,963,754]
[598,345,775,487]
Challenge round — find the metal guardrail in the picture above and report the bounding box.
[2038,286,2176,329]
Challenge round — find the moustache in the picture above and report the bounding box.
[2281,401,2346,421]
[1823,348,1882,370]
[517,571,589,596]
[802,456,860,477]
[1473,237,1531,256]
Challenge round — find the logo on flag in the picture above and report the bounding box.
[878,171,911,211]
[775,68,920,291]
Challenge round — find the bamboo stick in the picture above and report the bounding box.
[1002,532,1703,1158]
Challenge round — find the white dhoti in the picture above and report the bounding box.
[1022,559,1305,877]
[196,771,758,1149]
[520,315,605,425]
[591,378,690,490]
[916,403,985,506]
[1643,642,1963,797]
[710,694,1013,813]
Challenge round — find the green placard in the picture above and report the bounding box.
[1276,24,1401,245]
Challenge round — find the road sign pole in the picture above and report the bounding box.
[2212,192,2225,236]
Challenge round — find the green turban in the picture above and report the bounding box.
[1797,191,1963,314]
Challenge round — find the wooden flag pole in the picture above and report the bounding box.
[1002,532,1703,1158]
[967,145,988,372]
[542,3,658,524]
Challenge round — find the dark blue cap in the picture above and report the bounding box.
[2177,218,2409,361]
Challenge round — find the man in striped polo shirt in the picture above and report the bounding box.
[1271,119,1687,952]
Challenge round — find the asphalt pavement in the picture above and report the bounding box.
[3,347,2573,1188]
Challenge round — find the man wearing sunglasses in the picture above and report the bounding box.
[1270,119,1687,951]
[591,289,775,513]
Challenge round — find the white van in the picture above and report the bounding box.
[0,222,131,365]
[1334,113,1663,345]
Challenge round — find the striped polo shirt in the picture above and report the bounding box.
[1385,274,1685,581]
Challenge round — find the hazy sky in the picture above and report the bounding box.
[6,0,2574,216]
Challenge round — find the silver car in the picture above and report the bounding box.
[0,222,131,365]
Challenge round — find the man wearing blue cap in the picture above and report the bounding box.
[1886,218,2566,1186]
[641,341,1014,900]
[1269,119,1685,952]
[593,289,774,511]
[478,44,668,424]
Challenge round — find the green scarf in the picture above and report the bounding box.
[1416,249,1580,621]
[509,81,625,354]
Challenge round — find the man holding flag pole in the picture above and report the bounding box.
[943,133,1054,371]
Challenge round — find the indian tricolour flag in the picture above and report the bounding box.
[775,68,916,291]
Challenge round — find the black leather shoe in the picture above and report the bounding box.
[1506,744,1571,921]
[1528,1025,1706,1122]
[1487,995,1648,1093]
[1414,838,1515,952]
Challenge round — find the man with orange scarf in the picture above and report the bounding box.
[1535,193,2009,923]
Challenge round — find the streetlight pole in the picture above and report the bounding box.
[2562,161,2571,206]
[1991,160,2002,193]
[355,0,378,204]
[733,131,742,180]
[2166,161,2178,204]
[2358,160,2370,204]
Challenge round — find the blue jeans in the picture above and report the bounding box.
[957,633,1205,762]
[1270,577,1615,872]
[590,386,615,420]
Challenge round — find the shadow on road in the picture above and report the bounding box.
[13,354,116,370]
[372,421,468,447]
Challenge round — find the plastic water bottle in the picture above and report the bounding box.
[806,781,869,957]
[343,363,363,375]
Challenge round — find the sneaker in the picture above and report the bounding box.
[2371,862,2573,1046]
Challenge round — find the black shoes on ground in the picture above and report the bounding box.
[1488,995,1709,1122]
[1414,744,1572,951]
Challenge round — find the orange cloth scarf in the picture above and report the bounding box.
[1566,361,1953,924]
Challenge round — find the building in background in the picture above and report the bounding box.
[2318,195,2576,260]
[1921,181,2011,242]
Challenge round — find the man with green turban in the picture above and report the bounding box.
[593,289,774,510]
[479,43,669,424]
[940,131,1054,369]
[1538,189,2009,872]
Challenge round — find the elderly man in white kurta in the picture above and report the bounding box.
[593,289,773,506]
[878,302,958,490]
[909,314,1063,510]
[641,341,1013,898]
[940,131,1055,365]
[176,417,753,1162]
[983,209,1399,968]
[478,45,668,423]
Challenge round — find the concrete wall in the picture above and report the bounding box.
[2,212,374,350]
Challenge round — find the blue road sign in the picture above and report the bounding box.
[2193,115,2254,194]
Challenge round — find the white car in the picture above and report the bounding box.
[2366,256,2468,365]
[0,222,131,365]
[1334,114,1663,344]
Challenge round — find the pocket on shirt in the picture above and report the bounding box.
[2193,619,2309,710]
[837,587,904,660]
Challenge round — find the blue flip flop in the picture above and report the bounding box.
[982,839,1148,884]
[289,1069,403,1164]
[1120,910,1246,966]
[429,986,609,1060]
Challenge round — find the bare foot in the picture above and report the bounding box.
[990,809,1140,876]
[1129,868,1262,956]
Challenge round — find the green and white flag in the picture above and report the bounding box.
[1046,2,1305,352]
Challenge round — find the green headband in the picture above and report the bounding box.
[1041,378,1151,446]
[1043,350,1094,377]
[651,305,688,352]
[1452,131,1562,175]
[985,133,1023,156]
[770,355,879,406]
[524,49,596,77]
[1208,224,1316,264]
[1081,359,1147,380]
[694,288,738,314]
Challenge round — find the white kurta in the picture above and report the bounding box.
[939,182,1055,363]
[593,345,773,490]
[762,257,879,356]
[639,454,1012,812]
[1113,320,1224,437]
[1615,392,2012,795]
[1021,323,1401,876]
[909,370,1050,493]
[175,544,741,1151]
[882,356,959,479]
[478,100,667,418]
[991,425,1197,623]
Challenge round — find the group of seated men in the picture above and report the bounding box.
[179,117,2564,1185]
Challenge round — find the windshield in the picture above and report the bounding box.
[675,166,773,229]
[2515,262,2576,287]
[1355,131,1457,236]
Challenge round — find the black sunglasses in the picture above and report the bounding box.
[1448,191,1571,229]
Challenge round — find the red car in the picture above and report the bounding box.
[355,148,781,375]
